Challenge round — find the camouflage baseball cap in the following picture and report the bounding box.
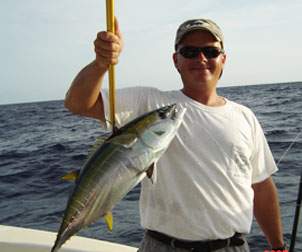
[175,18,224,50]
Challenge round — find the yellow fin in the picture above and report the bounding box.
[61,170,80,181]
[87,132,112,157]
[104,212,113,231]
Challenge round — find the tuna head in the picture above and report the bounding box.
[131,104,186,153]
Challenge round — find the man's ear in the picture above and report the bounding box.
[219,53,227,79]
[221,53,227,64]
[173,52,180,73]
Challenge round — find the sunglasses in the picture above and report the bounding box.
[177,46,224,59]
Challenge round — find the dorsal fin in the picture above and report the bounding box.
[61,169,80,181]
[87,131,112,158]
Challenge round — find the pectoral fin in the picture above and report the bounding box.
[146,163,154,179]
[146,163,157,184]
[104,212,113,231]
[62,170,80,181]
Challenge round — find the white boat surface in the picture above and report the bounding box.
[0,225,138,252]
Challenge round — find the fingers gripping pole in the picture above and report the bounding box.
[106,0,116,132]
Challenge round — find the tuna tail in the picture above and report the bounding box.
[51,240,61,252]
[51,231,67,252]
[51,222,81,252]
[51,232,70,252]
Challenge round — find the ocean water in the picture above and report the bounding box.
[0,82,301,251]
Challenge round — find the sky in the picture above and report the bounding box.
[1,0,302,105]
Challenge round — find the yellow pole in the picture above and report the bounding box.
[106,0,116,132]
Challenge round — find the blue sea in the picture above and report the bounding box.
[0,82,301,251]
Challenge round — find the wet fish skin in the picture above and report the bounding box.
[51,104,186,252]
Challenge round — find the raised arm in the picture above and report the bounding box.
[64,18,123,121]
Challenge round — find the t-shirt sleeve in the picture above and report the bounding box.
[100,86,148,129]
[250,117,278,184]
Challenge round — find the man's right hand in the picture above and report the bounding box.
[64,18,123,121]
[94,18,123,71]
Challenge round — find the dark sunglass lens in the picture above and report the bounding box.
[179,47,199,58]
[203,47,221,58]
[179,46,222,59]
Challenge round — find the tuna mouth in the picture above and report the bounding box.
[158,104,177,119]
[172,106,186,120]
[175,107,187,120]
[157,104,186,121]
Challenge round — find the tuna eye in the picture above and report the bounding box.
[158,108,171,119]
[158,104,176,119]
[158,111,168,119]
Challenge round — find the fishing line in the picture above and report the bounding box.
[275,129,302,251]
[289,168,302,252]
[276,130,302,166]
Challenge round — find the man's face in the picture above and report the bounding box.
[173,30,226,89]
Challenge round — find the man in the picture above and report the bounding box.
[64,18,286,251]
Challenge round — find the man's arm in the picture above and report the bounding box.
[64,19,123,121]
[252,177,285,248]
[64,61,106,120]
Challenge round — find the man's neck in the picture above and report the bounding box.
[181,87,225,107]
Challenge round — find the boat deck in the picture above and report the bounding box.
[0,225,137,252]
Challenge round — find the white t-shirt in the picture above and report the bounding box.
[101,87,278,240]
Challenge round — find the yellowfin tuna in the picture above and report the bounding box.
[51,104,186,252]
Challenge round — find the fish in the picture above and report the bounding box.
[51,104,186,252]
